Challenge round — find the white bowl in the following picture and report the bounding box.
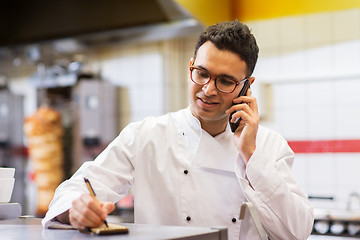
[0,168,15,178]
[0,178,15,203]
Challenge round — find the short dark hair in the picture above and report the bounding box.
[194,20,259,77]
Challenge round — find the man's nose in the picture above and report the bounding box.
[202,79,218,95]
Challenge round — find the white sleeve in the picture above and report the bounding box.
[42,123,138,228]
[235,131,314,240]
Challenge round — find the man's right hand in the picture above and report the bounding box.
[57,193,115,229]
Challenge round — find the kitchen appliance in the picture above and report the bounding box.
[35,77,119,175]
[312,208,360,238]
[0,203,21,220]
[0,0,200,47]
[71,77,119,172]
[0,87,26,212]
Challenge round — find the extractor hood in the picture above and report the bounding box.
[0,0,204,48]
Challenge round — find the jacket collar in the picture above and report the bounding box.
[191,123,238,173]
[185,106,202,135]
[184,106,238,172]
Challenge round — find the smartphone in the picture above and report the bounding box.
[229,79,251,132]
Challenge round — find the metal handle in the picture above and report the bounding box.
[240,202,268,240]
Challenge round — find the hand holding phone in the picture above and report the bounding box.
[229,79,251,133]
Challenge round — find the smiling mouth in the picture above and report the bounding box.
[199,98,218,105]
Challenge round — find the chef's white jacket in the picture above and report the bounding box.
[42,107,314,240]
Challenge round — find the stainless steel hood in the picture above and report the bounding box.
[0,0,204,48]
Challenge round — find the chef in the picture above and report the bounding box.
[42,20,314,240]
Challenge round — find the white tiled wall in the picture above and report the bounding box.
[99,44,165,123]
[95,37,196,125]
[247,8,360,210]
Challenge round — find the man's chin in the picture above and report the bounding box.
[196,109,227,122]
[191,104,226,120]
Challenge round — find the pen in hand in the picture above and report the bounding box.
[83,177,109,228]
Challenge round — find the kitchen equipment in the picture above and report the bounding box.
[347,222,360,236]
[0,88,26,209]
[330,221,346,235]
[0,203,21,220]
[72,78,118,172]
[0,167,15,178]
[314,220,330,234]
[313,208,360,237]
[0,178,15,203]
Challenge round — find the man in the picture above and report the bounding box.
[42,20,314,239]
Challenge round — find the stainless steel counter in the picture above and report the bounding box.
[0,218,227,240]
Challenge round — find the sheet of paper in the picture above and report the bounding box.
[47,220,76,230]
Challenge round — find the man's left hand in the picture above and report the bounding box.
[226,88,259,165]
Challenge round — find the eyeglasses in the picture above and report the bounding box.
[189,65,247,93]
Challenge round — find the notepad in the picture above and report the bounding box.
[79,223,129,235]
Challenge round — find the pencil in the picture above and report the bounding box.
[83,177,109,228]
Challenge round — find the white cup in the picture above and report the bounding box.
[0,168,15,178]
[0,178,15,203]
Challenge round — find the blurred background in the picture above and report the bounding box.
[0,0,360,238]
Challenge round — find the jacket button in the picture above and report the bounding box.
[184,169,188,175]
[232,218,237,223]
[186,216,191,221]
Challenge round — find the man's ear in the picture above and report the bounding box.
[248,76,255,85]
[189,58,194,67]
[187,58,195,81]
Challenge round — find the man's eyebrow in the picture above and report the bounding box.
[195,65,238,81]
[195,65,208,71]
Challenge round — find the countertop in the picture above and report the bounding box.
[0,218,227,240]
